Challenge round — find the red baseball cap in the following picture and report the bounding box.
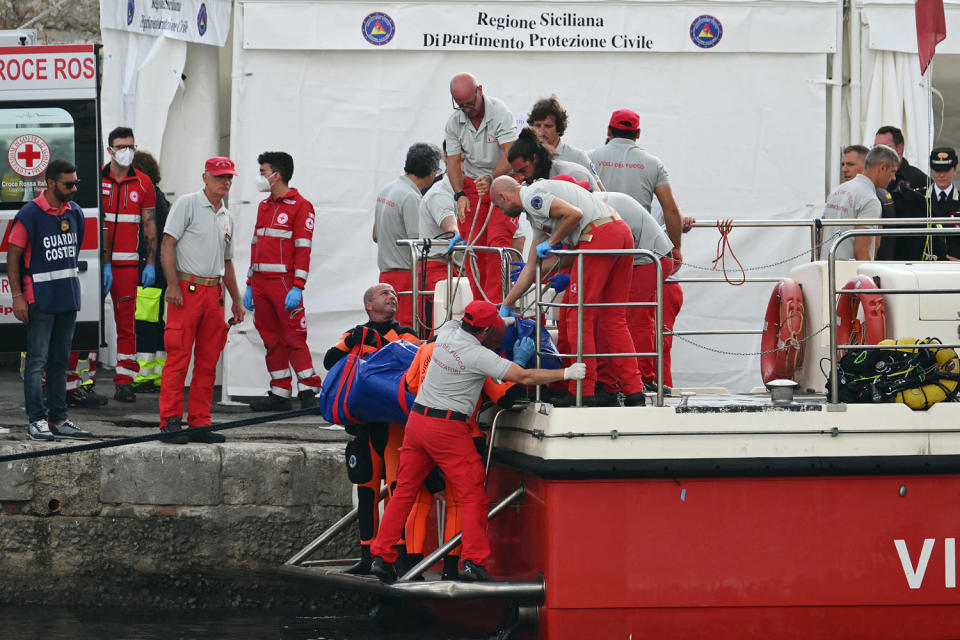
[205,157,238,176]
[551,173,590,190]
[608,109,640,131]
[463,300,504,329]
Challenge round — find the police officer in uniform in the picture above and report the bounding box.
[7,159,93,441]
[927,147,960,260]
[369,300,585,582]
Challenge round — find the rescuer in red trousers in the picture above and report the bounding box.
[157,157,245,444]
[369,300,585,583]
[494,176,646,407]
[101,126,158,403]
[243,151,323,411]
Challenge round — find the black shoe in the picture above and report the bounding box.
[370,556,397,583]
[114,384,136,403]
[643,381,672,395]
[344,546,372,575]
[132,380,159,394]
[623,392,646,407]
[188,427,226,443]
[460,560,493,582]
[298,389,317,410]
[67,388,105,408]
[550,392,596,408]
[84,387,110,405]
[594,386,621,407]
[159,416,189,444]
[249,392,291,412]
[397,553,425,581]
[440,555,460,581]
[50,418,93,439]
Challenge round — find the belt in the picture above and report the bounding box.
[178,272,221,286]
[579,214,621,243]
[412,402,468,422]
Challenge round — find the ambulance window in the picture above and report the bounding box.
[0,100,99,210]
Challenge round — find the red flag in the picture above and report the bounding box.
[916,0,947,74]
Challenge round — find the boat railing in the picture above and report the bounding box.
[826,226,960,405]
[397,239,524,337]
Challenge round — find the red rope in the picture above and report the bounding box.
[711,219,746,286]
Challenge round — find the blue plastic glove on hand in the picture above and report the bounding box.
[243,285,255,311]
[284,286,303,310]
[536,240,560,259]
[512,336,537,367]
[548,273,570,293]
[498,304,513,319]
[509,261,525,283]
[447,233,463,252]
[103,264,113,292]
[140,264,156,287]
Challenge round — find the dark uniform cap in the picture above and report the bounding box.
[930,147,958,170]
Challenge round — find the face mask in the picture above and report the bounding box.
[113,147,134,167]
[255,173,273,192]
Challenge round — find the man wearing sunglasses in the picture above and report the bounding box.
[100,126,159,404]
[444,72,518,303]
[7,159,94,441]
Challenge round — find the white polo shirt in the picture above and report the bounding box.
[374,175,422,271]
[164,190,234,278]
[554,139,600,180]
[419,175,457,258]
[444,94,518,180]
[519,179,612,247]
[822,173,881,260]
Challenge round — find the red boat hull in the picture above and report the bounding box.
[487,467,960,639]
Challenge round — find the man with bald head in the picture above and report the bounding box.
[491,176,645,407]
[445,72,518,303]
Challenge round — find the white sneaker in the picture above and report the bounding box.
[28,419,55,441]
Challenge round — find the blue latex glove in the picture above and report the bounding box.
[243,285,255,311]
[140,264,156,287]
[447,233,463,252]
[512,336,536,367]
[536,240,560,259]
[103,264,113,292]
[509,261,525,284]
[498,304,513,318]
[548,273,570,293]
[284,286,303,310]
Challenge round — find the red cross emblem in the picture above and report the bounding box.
[7,134,51,178]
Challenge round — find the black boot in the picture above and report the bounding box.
[298,389,317,410]
[249,391,291,412]
[344,546,372,575]
[398,552,424,581]
[370,556,397,584]
[460,560,493,582]
[441,554,459,581]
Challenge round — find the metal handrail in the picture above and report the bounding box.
[533,248,664,407]
[398,239,523,336]
[399,483,526,582]
[827,227,960,404]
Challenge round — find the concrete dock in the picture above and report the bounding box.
[0,367,366,613]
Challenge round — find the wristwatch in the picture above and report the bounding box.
[454,191,467,200]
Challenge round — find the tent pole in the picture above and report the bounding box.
[828,0,845,195]
[850,0,862,144]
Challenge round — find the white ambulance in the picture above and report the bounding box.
[0,34,103,352]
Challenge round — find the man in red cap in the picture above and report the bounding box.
[369,300,585,582]
[157,157,245,443]
[589,109,685,389]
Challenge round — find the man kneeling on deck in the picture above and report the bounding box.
[369,300,585,582]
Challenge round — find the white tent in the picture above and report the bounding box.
[100,0,960,395]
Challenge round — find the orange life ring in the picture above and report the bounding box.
[836,275,887,352]
[760,278,805,383]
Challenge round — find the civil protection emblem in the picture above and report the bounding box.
[690,15,723,49]
[127,0,135,26]
[362,12,395,46]
[197,3,208,36]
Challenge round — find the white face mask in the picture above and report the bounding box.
[113,147,134,167]
[255,172,274,192]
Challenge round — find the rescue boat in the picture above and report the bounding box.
[282,225,960,639]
